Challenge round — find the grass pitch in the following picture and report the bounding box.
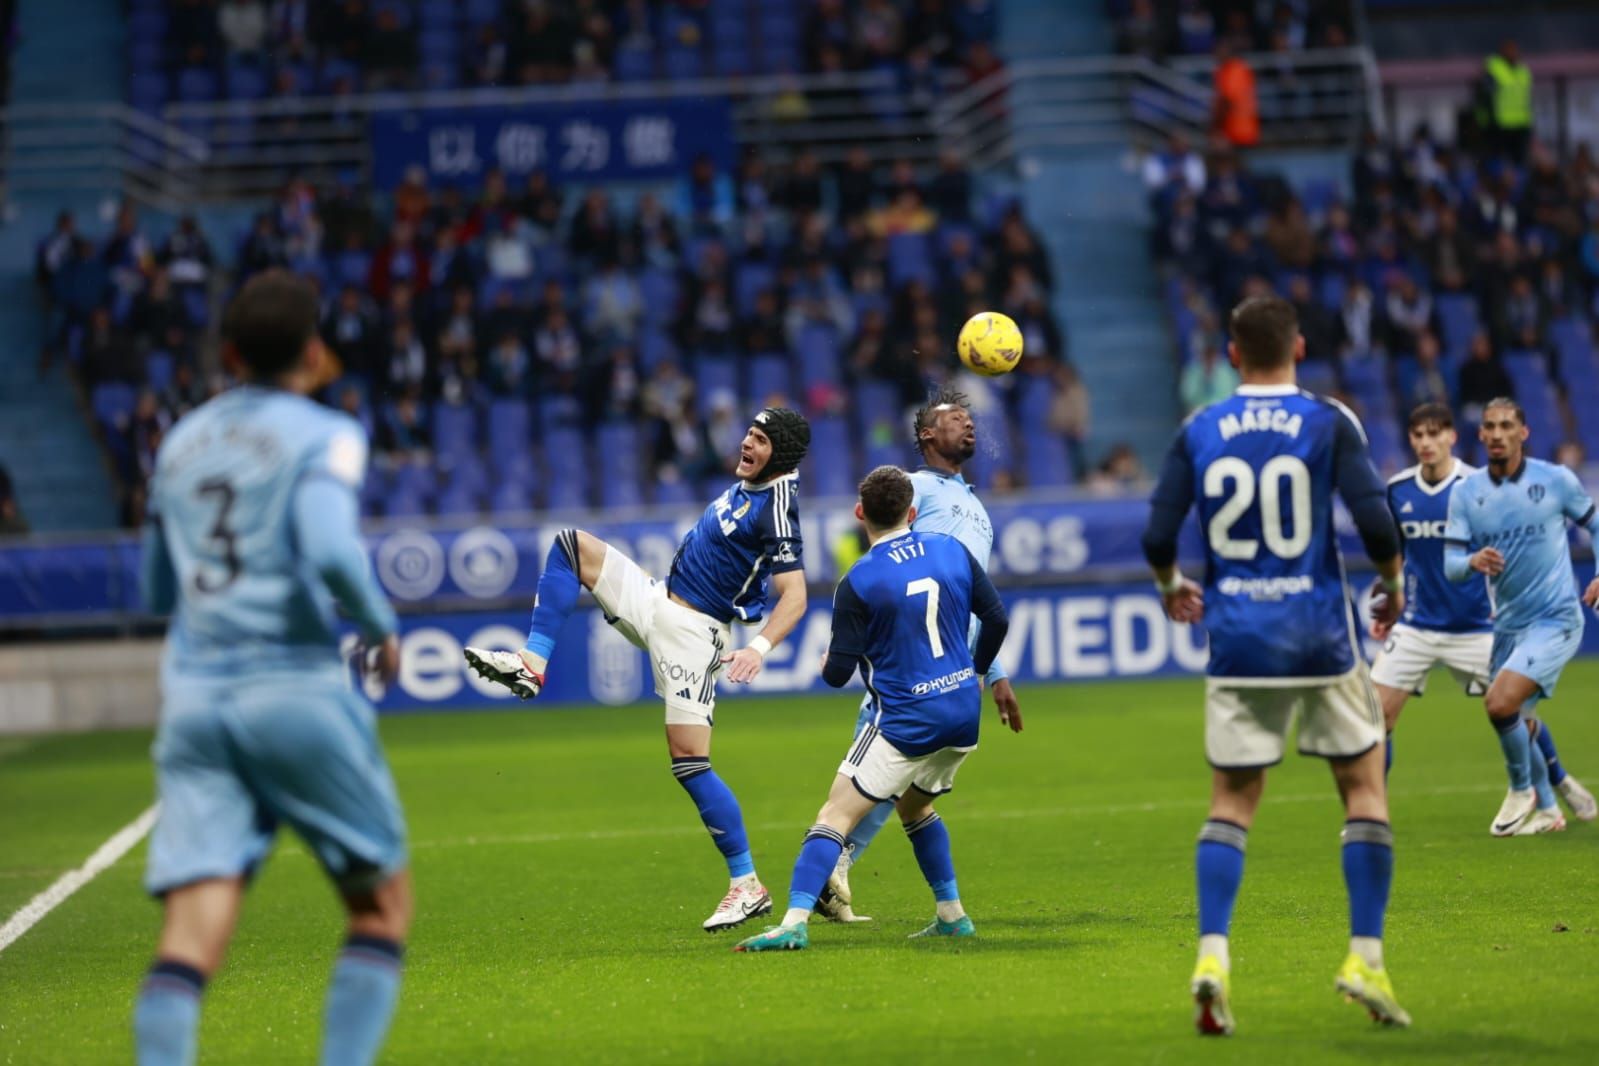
[3,667,1599,1064]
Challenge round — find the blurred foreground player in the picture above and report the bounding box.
[136,271,410,1066]
[1143,296,1410,1034]
[1370,403,1595,822]
[820,389,1023,923]
[1443,398,1599,835]
[735,466,1008,952]
[465,408,810,932]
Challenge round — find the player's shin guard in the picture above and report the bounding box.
[843,800,895,866]
[1490,712,1533,791]
[1196,820,1247,940]
[320,935,403,1066]
[905,811,959,905]
[787,825,846,915]
[525,529,582,669]
[672,758,755,878]
[1341,820,1393,966]
[1535,723,1567,786]
[134,960,205,1066]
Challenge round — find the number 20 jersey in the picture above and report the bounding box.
[1167,385,1385,682]
[150,386,373,672]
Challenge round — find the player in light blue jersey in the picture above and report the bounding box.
[464,407,810,932]
[1370,404,1595,819]
[734,466,1009,953]
[1144,297,1410,1034]
[134,272,409,1066]
[1444,397,1599,836]
[818,389,1023,922]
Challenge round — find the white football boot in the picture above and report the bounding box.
[1556,775,1598,822]
[703,880,772,933]
[463,647,544,700]
[1490,788,1537,837]
[1513,807,1567,835]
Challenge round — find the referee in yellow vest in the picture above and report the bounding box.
[1484,39,1533,164]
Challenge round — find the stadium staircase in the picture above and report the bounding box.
[0,0,126,531]
[999,5,1178,471]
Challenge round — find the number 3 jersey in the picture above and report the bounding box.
[1147,385,1394,682]
[148,386,389,672]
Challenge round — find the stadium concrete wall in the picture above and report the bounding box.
[0,640,162,734]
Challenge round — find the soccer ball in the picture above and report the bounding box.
[957,311,1024,376]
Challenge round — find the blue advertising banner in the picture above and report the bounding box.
[369,98,736,189]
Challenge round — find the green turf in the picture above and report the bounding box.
[3,666,1599,1064]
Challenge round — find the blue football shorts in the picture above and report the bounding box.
[145,666,408,897]
[1489,620,1583,708]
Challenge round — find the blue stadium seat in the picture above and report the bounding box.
[418,0,457,30]
[176,67,220,103]
[663,47,705,81]
[853,381,902,436]
[1017,374,1054,432]
[91,383,136,428]
[748,354,792,404]
[419,33,459,64]
[432,401,478,463]
[1435,293,1480,356]
[654,477,697,506]
[886,234,935,288]
[384,490,428,518]
[490,481,532,515]
[544,429,589,509]
[796,323,840,390]
[1024,434,1073,488]
[538,394,583,430]
[804,417,854,498]
[422,62,460,91]
[462,0,501,25]
[487,399,531,471]
[146,352,175,393]
[733,262,776,317]
[695,357,738,400]
[129,73,168,113]
[128,40,164,74]
[639,328,678,374]
[597,423,641,475]
[128,11,168,41]
[225,64,269,101]
[640,269,680,326]
[393,462,437,503]
[435,484,481,517]
[615,46,656,82]
[712,47,753,77]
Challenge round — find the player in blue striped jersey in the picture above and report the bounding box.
[465,407,811,932]
[1143,297,1410,1034]
[818,389,1023,923]
[1443,398,1599,836]
[134,272,408,1066]
[734,466,1009,953]
[1370,404,1595,820]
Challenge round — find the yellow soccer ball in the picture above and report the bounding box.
[956,311,1024,376]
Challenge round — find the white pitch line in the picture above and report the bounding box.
[0,804,158,955]
[405,782,1503,852]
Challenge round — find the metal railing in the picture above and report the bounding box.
[160,69,965,199]
[0,103,209,210]
[933,47,1377,170]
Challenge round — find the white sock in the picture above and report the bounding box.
[782,907,812,927]
[935,899,966,924]
[520,649,549,675]
[732,872,760,890]
[1350,936,1383,969]
[1199,933,1229,970]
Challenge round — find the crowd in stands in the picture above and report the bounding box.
[1148,125,1599,474]
[42,147,1078,525]
[127,0,1004,110]
[1108,0,1357,59]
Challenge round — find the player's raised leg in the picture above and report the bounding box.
[735,773,879,952]
[1484,666,1543,835]
[134,878,243,1066]
[1191,767,1262,1037]
[1329,745,1410,1027]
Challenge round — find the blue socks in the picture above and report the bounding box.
[525,529,582,663]
[1529,735,1557,810]
[905,811,959,902]
[1196,820,1247,937]
[321,935,404,1066]
[844,800,895,865]
[1536,723,1567,786]
[1340,820,1394,939]
[788,825,846,912]
[672,758,755,877]
[134,960,205,1066]
[1490,712,1532,791]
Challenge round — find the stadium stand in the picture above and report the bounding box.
[1150,128,1599,474]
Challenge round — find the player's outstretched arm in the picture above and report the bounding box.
[293,476,399,650]
[139,516,177,615]
[819,575,867,688]
[723,569,807,683]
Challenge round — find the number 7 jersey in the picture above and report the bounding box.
[1153,384,1388,682]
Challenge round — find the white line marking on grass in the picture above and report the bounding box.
[0,805,158,954]
[406,783,1502,852]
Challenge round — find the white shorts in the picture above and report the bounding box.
[837,724,972,801]
[1369,625,1492,696]
[1205,666,1384,769]
[590,546,731,727]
